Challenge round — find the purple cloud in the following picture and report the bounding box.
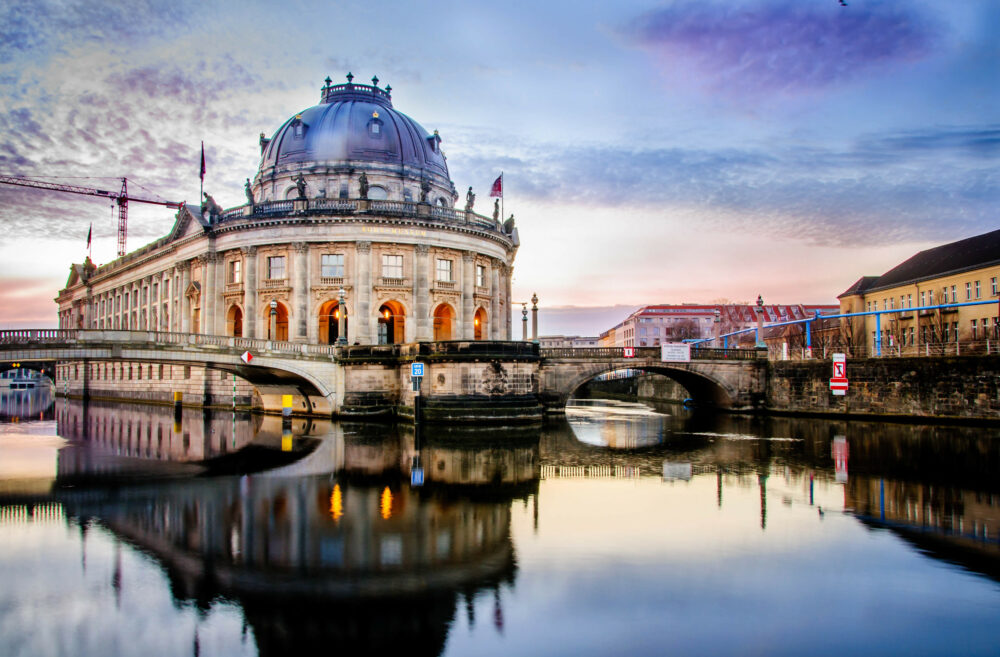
[625,1,940,95]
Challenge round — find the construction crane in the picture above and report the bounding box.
[0,176,183,257]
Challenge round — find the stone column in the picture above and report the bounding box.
[414,244,431,341]
[504,264,513,340]
[201,253,217,335]
[243,246,258,338]
[293,242,309,342]
[461,252,475,339]
[491,260,502,339]
[144,276,153,330]
[179,261,192,334]
[356,241,372,344]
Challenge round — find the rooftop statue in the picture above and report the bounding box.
[244,178,254,205]
[420,178,431,203]
[201,192,223,221]
[502,213,515,235]
[493,198,499,222]
[293,173,307,199]
[359,171,369,200]
[465,186,475,212]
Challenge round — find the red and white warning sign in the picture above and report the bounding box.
[623,347,635,358]
[241,350,254,364]
[830,353,847,395]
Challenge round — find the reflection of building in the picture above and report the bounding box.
[538,335,600,348]
[838,229,1000,352]
[599,303,837,348]
[0,387,54,419]
[55,74,517,345]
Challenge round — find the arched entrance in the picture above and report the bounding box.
[264,301,289,341]
[433,303,455,341]
[318,299,348,344]
[226,305,243,337]
[377,301,406,344]
[474,307,488,340]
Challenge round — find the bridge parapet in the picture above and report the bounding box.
[539,346,765,361]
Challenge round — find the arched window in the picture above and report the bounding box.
[318,299,348,344]
[367,185,388,200]
[433,304,454,341]
[378,301,406,344]
[474,307,488,340]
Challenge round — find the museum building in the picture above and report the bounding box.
[55,74,519,347]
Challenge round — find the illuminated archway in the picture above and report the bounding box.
[433,303,455,341]
[264,301,289,341]
[318,299,348,344]
[474,307,487,340]
[226,304,243,337]
[377,300,406,344]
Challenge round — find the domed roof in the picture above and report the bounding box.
[259,74,450,181]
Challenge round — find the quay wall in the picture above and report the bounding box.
[766,355,1000,421]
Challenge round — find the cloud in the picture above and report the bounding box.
[624,1,941,96]
[0,278,61,327]
[449,123,999,248]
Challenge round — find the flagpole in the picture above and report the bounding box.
[500,171,504,222]
[199,141,205,211]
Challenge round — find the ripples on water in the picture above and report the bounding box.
[1,390,999,657]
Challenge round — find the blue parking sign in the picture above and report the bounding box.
[411,362,424,377]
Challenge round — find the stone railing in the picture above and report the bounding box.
[0,329,78,344]
[260,278,288,289]
[379,277,406,287]
[319,276,344,287]
[215,198,507,237]
[539,346,765,361]
[435,280,455,289]
[225,282,243,293]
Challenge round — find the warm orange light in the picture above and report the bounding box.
[383,309,391,319]
[474,317,480,326]
[329,484,343,522]
[334,309,340,319]
[380,486,393,519]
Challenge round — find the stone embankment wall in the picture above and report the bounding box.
[767,356,1000,421]
[55,361,258,410]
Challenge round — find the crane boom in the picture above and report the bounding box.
[0,175,183,257]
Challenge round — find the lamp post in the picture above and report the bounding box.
[755,295,765,348]
[531,292,538,342]
[337,287,347,345]
[521,304,528,341]
[713,308,721,346]
[269,300,277,340]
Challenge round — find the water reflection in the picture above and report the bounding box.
[0,385,54,421]
[0,398,998,656]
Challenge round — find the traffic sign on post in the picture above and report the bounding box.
[830,353,848,395]
[411,362,424,377]
[240,350,253,364]
[623,347,635,358]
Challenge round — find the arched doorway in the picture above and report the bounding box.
[433,303,454,341]
[227,305,243,337]
[474,307,488,340]
[318,299,348,344]
[377,301,406,344]
[264,301,289,341]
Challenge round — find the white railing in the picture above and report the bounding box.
[260,278,288,289]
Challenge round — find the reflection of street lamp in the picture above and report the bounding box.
[337,287,347,345]
[755,295,765,348]
[269,300,277,340]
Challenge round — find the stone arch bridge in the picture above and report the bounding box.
[0,330,766,419]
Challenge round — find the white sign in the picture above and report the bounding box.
[240,350,253,364]
[623,347,635,358]
[410,362,425,377]
[832,353,846,377]
[661,343,691,362]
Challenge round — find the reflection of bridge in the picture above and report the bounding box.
[0,330,767,418]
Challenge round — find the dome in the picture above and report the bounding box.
[258,74,451,184]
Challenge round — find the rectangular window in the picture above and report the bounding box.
[873,300,878,311]
[229,260,242,284]
[920,291,926,307]
[907,294,912,308]
[267,255,286,279]
[321,254,344,278]
[141,287,147,305]
[951,285,957,303]
[975,280,981,299]
[153,283,158,301]
[992,277,998,296]
[928,289,934,305]
[966,282,972,300]
[382,254,403,278]
[971,320,978,340]
[476,264,486,288]
[952,322,959,341]
[436,258,452,282]
[889,298,894,310]
[164,279,170,299]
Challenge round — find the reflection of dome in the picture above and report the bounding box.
[255,73,455,204]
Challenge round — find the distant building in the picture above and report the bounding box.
[838,228,1000,352]
[599,303,838,349]
[537,335,600,348]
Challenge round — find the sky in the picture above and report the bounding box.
[0,0,996,335]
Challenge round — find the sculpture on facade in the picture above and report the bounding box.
[201,192,223,221]
[464,186,475,212]
[420,178,431,203]
[359,171,369,199]
[244,178,254,205]
[293,173,307,199]
[492,198,499,222]
[502,213,515,235]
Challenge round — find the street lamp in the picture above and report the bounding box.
[269,300,277,340]
[531,292,539,342]
[337,287,347,345]
[755,295,765,348]
[521,303,528,341]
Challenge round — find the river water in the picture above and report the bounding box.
[1,389,998,657]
